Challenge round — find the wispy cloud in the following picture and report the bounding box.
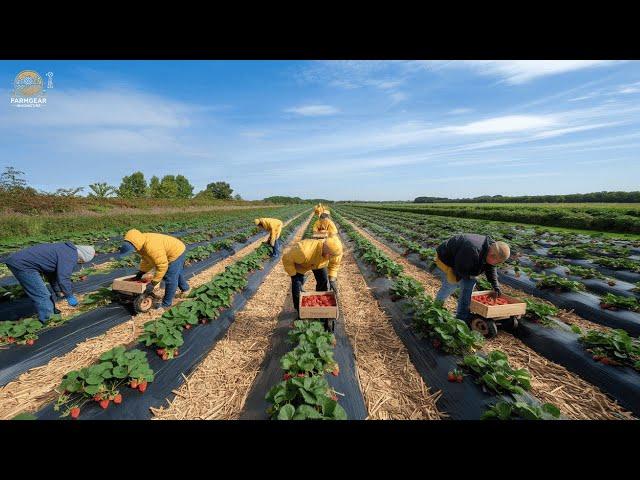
[431,60,619,85]
[449,108,473,115]
[285,104,339,116]
[441,115,558,135]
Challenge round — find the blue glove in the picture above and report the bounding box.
[66,295,79,307]
[119,241,136,255]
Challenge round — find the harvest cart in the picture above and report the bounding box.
[299,290,338,332]
[111,275,160,314]
[312,231,329,239]
[468,290,526,338]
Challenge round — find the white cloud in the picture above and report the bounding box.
[449,108,473,115]
[429,60,619,84]
[285,104,339,116]
[441,115,558,135]
[390,92,408,103]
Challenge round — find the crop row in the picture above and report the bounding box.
[332,210,561,419]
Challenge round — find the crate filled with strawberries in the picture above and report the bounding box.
[299,291,338,319]
[470,290,527,319]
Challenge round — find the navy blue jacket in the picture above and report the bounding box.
[436,234,500,289]
[4,242,78,296]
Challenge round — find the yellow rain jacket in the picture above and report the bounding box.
[256,217,283,246]
[282,238,342,279]
[435,253,459,284]
[313,218,338,236]
[124,229,186,284]
[313,203,330,216]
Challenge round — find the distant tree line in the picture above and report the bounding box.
[0,167,241,201]
[262,196,333,204]
[414,192,640,204]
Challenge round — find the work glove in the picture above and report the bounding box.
[145,282,159,295]
[134,271,145,281]
[66,295,79,307]
[329,278,338,293]
[490,288,502,300]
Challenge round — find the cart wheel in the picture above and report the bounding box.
[470,318,498,338]
[324,318,335,333]
[133,295,154,313]
[501,316,519,333]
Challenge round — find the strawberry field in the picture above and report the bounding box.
[1,203,638,421]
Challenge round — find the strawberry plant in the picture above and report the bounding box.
[462,351,531,395]
[287,320,336,348]
[578,329,640,371]
[81,287,115,307]
[482,400,561,420]
[390,275,425,300]
[138,318,185,359]
[360,248,404,277]
[0,284,25,302]
[410,295,484,355]
[528,255,560,269]
[0,318,42,345]
[523,298,558,326]
[599,293,640,312]
[531,273,586,292]
[564,265,605,280]
[281,337,337,376]
[54,346,154,418]
[593,257,640,273]
[548,246,591,259]
[633,282,640,293]
[265,376,347,420]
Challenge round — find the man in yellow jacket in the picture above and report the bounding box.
[313,203,330,217]
[312,212,338,237]
[119,229,189,310]
[254,217,283,257]
[282,236,343,315]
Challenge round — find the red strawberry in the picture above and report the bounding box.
[200,319,207,324]
[93,394,103,402]
[297,373,306,378]
[174,349,179,356]
[7,337,15,344]
[331,366,340,377]
[26,339,35,346]
[130,379,138,389]
[283,373,292,381]
[99,399,110,409]
[330,394,338,401]
[157,348,165,356]
[161,352,169,361]
[113,394,123,404]
[138,381,148,393]
[70,407,80,419]
[447,372,456,382]
[185,324,191,330]
[456,375,463,383]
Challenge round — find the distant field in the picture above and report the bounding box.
[347,202,640,235]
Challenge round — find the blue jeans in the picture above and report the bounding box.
[272,238,282,257]
[8,266,56,323]
[291,268,329,313]
[162,252,189,308]
[434,267,476,322]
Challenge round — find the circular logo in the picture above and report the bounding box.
[14,70,44,97]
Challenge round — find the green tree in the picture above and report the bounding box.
[0,166,28,191]
[148,175,162,198]
[55,187,84,197]
[118,171,147,198]
[234,193,242,201]
[197,181,234,200]
[88,182,116,198]
[159,175,178,198]
[175,175,194,198]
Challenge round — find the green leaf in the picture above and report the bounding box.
[276,403,295,420]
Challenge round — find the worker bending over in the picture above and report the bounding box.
[314,203,330,217]
[282,236,343,316]
[313,212,338,237]
[254,217,283,257]
[4,243,95,323]
[434,234,510,323]
[120,229,189,311]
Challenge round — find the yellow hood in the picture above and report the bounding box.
[124,229,145,250]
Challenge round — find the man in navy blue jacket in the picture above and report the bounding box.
[4,243,95,323]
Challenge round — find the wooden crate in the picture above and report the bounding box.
[299,291,338,319]
[470,290,526,319]
[312,232,328,239]
[112,275,147,294]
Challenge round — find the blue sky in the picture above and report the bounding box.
[1,60,639,201]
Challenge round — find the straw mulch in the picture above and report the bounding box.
[347,220,635,420]
[151,216,312,420]
[0,225,285,420]
[337,242,444,419]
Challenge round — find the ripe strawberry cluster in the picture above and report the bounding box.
[473,294,509,306]
[301,294,336,307]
